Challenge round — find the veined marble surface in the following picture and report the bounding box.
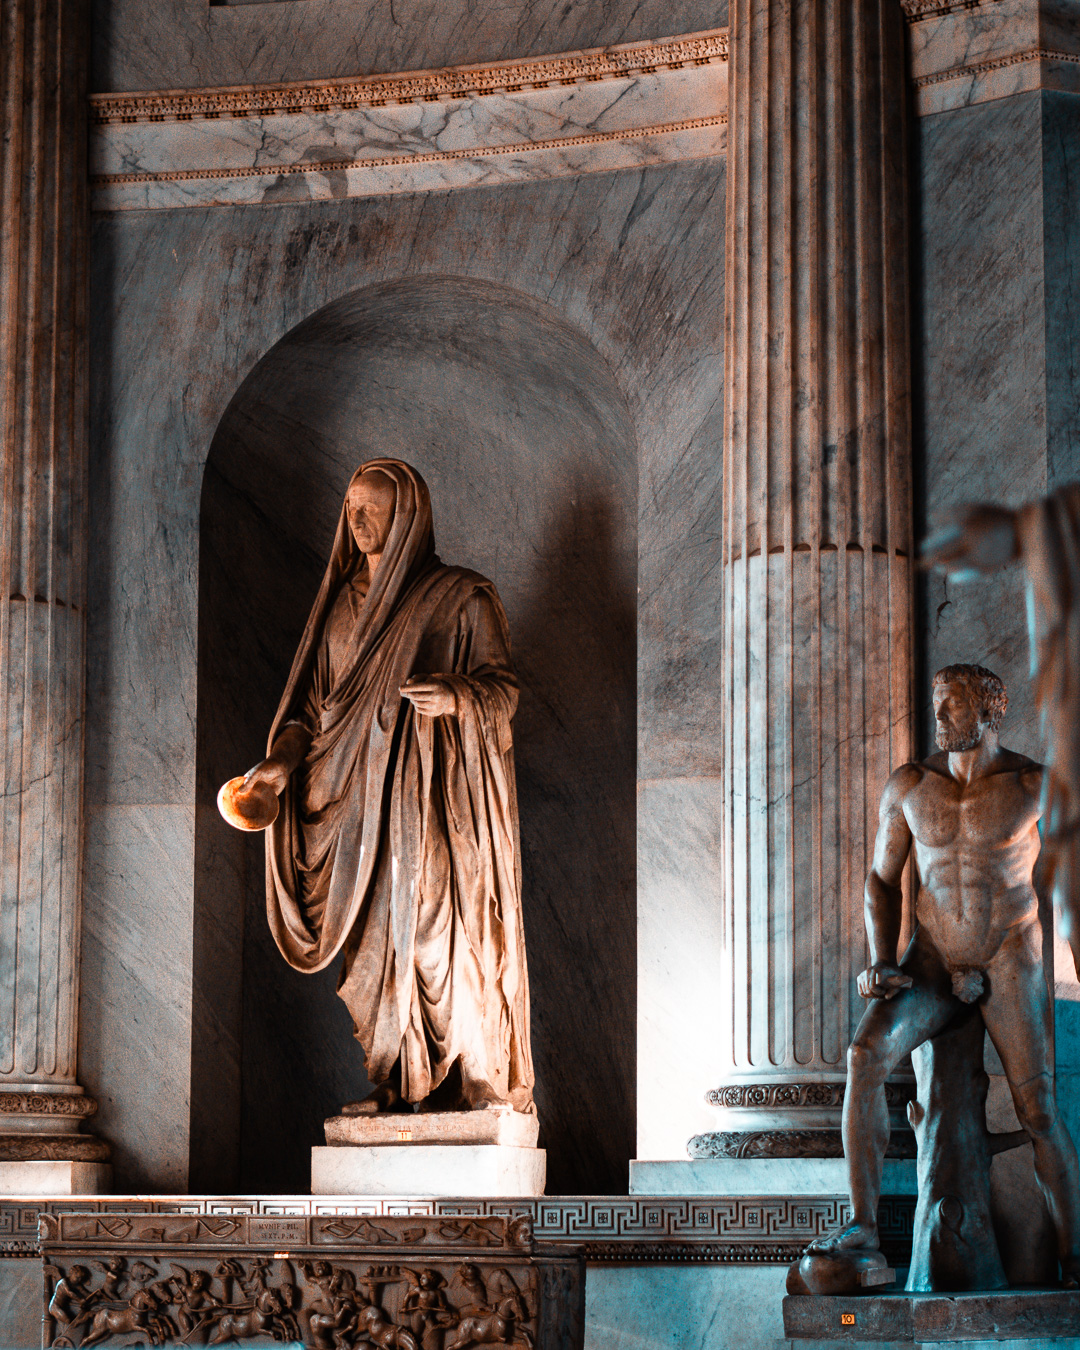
[92,0,729,94]
[907,0,1080,115]
[90,36,727,210]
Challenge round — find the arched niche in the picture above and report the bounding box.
[194,275,637,1194]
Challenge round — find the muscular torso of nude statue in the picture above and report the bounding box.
[904,750,1042,970]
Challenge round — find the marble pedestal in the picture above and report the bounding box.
[0,1162,111,1195]
[313,1109,545,1196]
[311,1144,546,1195]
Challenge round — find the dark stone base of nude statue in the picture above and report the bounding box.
[782,1288,1080,1342]
[906,1004,1028,1292]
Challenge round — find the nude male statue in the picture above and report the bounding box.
[811,663,1080,1286]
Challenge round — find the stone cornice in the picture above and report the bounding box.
[901,0,991,21]
[913,44,1080,89]
[93,116,726,191]
[89,29,729,127]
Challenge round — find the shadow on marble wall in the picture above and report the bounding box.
[194,274,637,1194]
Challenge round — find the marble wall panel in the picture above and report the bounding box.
[92,0,729,97]
[915,90,1046,757]
[87,157,725,1190]
[637,777,724,1161]
[584,1264,786,1350]
[79,804,194,1191]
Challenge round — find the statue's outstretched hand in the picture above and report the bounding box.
[242,757,289,796]
[921,503,1019,578]
[400,675,458,718]
[857,962,913,1000]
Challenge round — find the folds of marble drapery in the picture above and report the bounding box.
[265,461,534,1110]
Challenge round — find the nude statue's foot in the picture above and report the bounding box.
[806,1219,880,1254]
[341,1082,406,1115]
[1061,1254,1080,1289]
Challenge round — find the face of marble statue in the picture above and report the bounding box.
[933,680,985,753]
[347,472,396,557]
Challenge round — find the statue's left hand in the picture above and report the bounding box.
[400,675,458,718]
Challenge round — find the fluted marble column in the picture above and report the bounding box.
[0,0,106,1164]
[693,0,915,1157]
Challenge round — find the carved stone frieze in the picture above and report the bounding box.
[8,1196,917,1263]
[39,1212,581,1350]
[900,0,988,19]
[0,1093,97,1117]
[686,1130,918,1160]
[89,29,729,125]
[0,1136,109,1163]
[705,1082,914,1111]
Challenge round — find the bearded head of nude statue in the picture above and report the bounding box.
[932,663,1008,752]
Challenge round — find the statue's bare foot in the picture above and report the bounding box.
[462,1077,509,1111]
[806,1219,879,1254]
[1061,1254,1080,1289]
[341,1082,406,1115]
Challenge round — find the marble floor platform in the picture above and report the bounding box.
[783,1290,1080,1344]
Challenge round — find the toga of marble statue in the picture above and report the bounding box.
[234,458,535,1114]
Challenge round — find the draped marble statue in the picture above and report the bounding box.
[219,459,535,1114]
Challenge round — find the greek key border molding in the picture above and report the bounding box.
[89,29,729,126]
[0,1195,915,1263]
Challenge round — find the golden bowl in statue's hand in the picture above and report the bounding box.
[217,775,279,832]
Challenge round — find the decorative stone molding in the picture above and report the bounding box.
[89,30,728,125]
[705,1082,914,1111]
[905,0,1080,115]
[0,1092,97,1117]
[686,1130,918,1160]
[900,0,990,20]
[0,1135,109,1162]
[914,46,1080,89]
[88,29,728,210]
[0,1195,917,1262]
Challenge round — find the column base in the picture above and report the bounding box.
[0,1161,111,1195]
[629,1157,917,1196]
[311,1144,546,1196]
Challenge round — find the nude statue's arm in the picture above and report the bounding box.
[858,766,920,1000]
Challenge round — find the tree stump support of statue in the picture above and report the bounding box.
[219,460,544,1197]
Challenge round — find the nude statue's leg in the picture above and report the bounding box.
[982,920,1080,1285]
[811,930,957,1252]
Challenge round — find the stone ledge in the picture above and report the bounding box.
[783,1289,1080,1342]
[0,1194,917,1266]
